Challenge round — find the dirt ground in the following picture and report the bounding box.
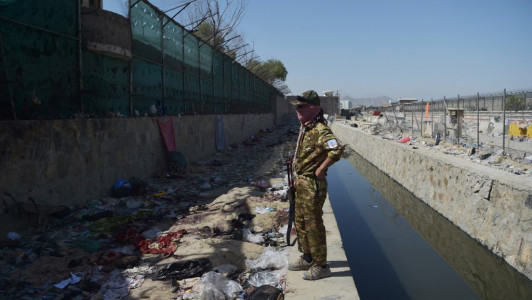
[0,122,300,299]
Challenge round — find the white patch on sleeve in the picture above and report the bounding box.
[326,139,338,149]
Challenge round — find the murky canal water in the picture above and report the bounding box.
[327,151,532,300]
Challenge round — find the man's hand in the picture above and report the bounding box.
[315,157,335,179]
[315,167,327,179]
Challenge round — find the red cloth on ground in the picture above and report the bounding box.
[138,229,187,255]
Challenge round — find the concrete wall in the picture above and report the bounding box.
[0,114,273,214]
[331,121,532,280]
[274,94,294,126]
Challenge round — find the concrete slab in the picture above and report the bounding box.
[284,196,360,299]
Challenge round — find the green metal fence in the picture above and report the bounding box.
[0,0,277,120]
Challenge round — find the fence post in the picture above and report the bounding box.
[0,33,17,120]
[476,92,480,149]
[78,0,84,115]
[161,13,165,109]
[431,98,434,137]
[502,89,507,153]
[443,96,447,141]
[421,99,424,136]
[457,94,460,145]
[128,0,133,115]
[411,103,414,136]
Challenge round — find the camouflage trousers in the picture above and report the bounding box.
[294,174,328,266]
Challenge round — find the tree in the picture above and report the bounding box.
[184,0,246,52]
[506,95,525,112]
[248,59,287,84]
[195,22,224,48]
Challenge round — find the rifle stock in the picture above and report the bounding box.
[285,159,296,246]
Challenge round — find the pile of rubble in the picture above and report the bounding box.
[0,124,300,299]
[350,119,532,178]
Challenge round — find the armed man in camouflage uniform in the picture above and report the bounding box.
[288,90,344,280]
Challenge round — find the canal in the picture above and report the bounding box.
[327,151,532,300]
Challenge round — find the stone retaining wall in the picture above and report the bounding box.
[331,121,532,280]
[0,114,273,222]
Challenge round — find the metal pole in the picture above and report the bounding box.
[431,98,434,137]
[182,28,187,114]
[443,96,447,141]
[0,33,17,120]
[78,0,84,114]
[457,94,460,145]
[198,38,201,114]
[128,0,133,115]
[421,99,424,137]
[161,13,165,113]
[476,92,480,149]
[502,89,507,153]
[212,50,215,114]
[410,103,414,135]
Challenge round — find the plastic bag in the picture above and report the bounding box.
[243,228,264,244]
[248,270,284,287]
[212,264,238,277]
[245,246,288,271]
[183,271,242,300]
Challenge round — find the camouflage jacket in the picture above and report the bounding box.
[294,122,343,176]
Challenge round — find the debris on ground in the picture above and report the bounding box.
[345,116,532,178]
[0,123,300,299]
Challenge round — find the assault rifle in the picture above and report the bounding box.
[285,159,296,246]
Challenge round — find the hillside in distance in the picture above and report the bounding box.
[342,95,392,107]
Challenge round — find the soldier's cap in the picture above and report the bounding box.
[290,90,321,106]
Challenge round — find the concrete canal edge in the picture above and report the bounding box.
[285,196,360,299]
[330,121,532,281]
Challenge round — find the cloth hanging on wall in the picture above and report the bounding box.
[157,118,177,152]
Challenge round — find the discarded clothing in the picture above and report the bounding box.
[248,284,283,300]
[151,258,212,280]
[138,229,187,255]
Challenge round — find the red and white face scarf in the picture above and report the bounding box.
[296,105,322,125]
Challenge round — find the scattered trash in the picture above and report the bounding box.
[248,270,284,287]
[254,206,275,214]
[249,284,283,300]
[0,125,297,299]
[278,224,289,237]
[54,273,82,289]
[110,177,147,198]
[151,258,212,280]
[246,246,288,271]
[142,227,162,240]
[253,180,269,189]
[243,228,264,244]
[182,271,242,300]
[212,264,238,277]
[399,136,411,143]
[7,232,21,240]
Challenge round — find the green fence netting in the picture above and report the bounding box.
[83,50,130,117]
[0,0,277,120]
[0,0,79,119]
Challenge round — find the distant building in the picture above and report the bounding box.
[339,99,352,110]
[396,97,418,105]
[392,97,418,112]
